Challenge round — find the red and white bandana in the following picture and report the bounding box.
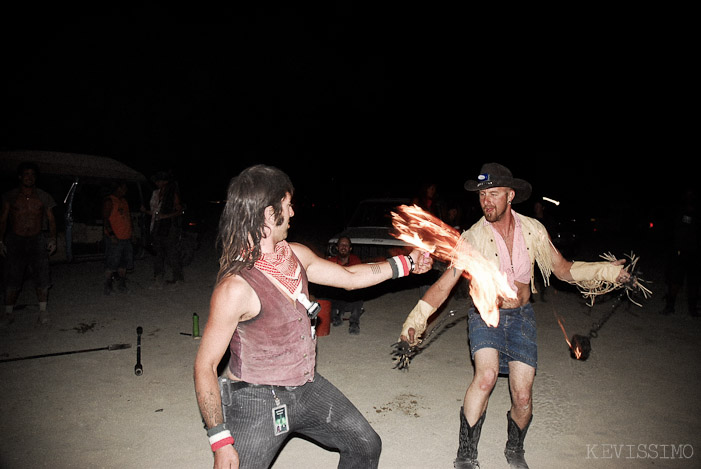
[254,241,302,299]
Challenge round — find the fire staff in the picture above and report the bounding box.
[399,163,631,469]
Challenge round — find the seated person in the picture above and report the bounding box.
[327,237,364,334]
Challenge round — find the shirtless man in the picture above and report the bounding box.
[193,164,432,469]
[1,162,57,326]
[399,163,630,469]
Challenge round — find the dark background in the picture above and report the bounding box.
[1,8,694,249]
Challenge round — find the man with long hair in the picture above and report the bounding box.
[194,164,432,469]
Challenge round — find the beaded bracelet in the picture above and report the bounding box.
[406,254,415,273]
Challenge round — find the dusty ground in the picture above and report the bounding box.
[1,232,700,468]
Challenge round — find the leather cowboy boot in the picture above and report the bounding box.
[454,407,485,469]
[504,411,532,468]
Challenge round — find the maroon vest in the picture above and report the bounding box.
[229,258,316,386]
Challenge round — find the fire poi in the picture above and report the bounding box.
[558,252,651,361]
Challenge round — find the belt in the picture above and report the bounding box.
[221,377,300,393]
[219,377,305,412]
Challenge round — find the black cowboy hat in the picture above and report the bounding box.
[464,162,532,203]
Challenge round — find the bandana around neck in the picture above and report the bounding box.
[254,241,302,299]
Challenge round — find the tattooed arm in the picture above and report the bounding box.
[290,243,432,291]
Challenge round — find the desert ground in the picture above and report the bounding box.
[1,227,700,469]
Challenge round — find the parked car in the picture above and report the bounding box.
[326,198,413,262]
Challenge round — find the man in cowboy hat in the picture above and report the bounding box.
[399,162,631,468]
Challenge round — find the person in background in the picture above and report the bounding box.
[0,161,57,326]
[660,187,700,317]
[141,171,184,289]
[327,236,364,334]
[412,181,446,221]
[102,181,133,295]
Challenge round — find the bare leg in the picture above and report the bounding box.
[463,348,499,424]
[36,287,50,325]
[507,360,535,428]
[1,289,20,326]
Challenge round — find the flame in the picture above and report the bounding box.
[555,313,582,359]
[390,205,516,327]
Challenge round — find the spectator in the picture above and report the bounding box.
[412,182,447,221]
[102,181,133,295]
[141,171,184,289]
[660,187,699,317]
[327,236,364,334]
[0,162,57,326]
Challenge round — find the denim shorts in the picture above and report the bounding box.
[467,303,537,374]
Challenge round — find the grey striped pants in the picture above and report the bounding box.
[220,373,381,468]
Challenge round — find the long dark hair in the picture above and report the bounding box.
[216,165,294,282]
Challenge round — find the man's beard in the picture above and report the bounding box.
[482,205,504,222]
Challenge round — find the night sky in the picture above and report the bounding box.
[1,9,693,226]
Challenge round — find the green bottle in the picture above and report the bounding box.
[193,313,200,339]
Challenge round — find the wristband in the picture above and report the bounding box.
[388,256,411,279]
[206,423,227,436]
[209,430,234,452]
[388,257,399,279]
[207,423,234,452]
[406,254,415,273]
[397,256,410,277]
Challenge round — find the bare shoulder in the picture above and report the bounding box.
[288,242,318,268]
[211,274,260,322]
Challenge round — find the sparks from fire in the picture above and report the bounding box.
[390,205,516,327]
[555,313,583,359]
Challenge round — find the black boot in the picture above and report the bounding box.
[454,407,485,469]
[505,411,532,468]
